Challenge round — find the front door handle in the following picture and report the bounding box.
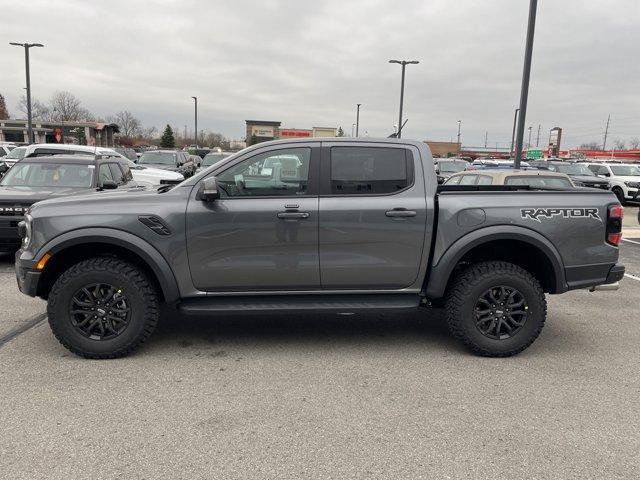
[385,208,417,218]
[277,211,310,220]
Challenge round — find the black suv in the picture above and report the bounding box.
[0,154,136,252]
[137,150,196,178]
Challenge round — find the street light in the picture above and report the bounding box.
[456,120,462,149]
[191,96,198,149]
[10,42,44,144]
[389,60,419,138]
[355,103,361,137]
[510,108,520,158]
[514,0,539,168]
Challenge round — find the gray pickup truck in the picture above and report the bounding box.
[15,138,625,359]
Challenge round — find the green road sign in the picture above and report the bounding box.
[526,149,543,159]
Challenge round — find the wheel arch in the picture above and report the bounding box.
[34,228,180,302]
[424,225,566,299]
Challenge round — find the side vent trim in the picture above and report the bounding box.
[138,216,171,236]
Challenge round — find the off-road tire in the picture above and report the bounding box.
[612,187,625,204]
[445,261,546,357]
[47,257,159,359]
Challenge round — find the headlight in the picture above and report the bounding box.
[20,213,32,249]
[624,181,640,188]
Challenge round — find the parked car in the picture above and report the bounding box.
[444,169,575,188]
[197,151,233,172]
[529,161,610,190]
[468,159,531,170]
[126,159,184,185]
[138,150,197,178]
[586,162,640,203]
[113,147,138,161]
[434,158,468,183]
[0,154,137,252]
[0,143,16,157]
[8,144,183,186]
[15,138,623,359]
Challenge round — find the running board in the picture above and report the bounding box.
[178,294,421,315]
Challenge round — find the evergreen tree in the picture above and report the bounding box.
[337,126,345,137]
[0,94,9,120]
[160,124,175,148]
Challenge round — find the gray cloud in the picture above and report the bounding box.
[2,0,638,147]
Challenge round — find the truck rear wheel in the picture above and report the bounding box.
[47,257,159,359]
[445,261,546,357]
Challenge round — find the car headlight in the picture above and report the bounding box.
[624,181,640,188]
[20,213,32,249]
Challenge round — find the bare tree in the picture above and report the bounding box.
[0,94,9,119]
[111,110,142,138]
[579,142,600,150]
[49,91,93,122]
[18,95,52,121]
[629,137,640,150]
[141,126,158,139]
[613,139,626,150]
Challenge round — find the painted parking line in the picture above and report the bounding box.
[622,238,640,246]
[0,313,47,349]
[624,273,640,282]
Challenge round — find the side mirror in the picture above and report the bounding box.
[197,176,220,201]
[100,179,118,190]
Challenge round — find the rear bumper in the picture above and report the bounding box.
[15,250,40,297]
[565,263,624,291]
[604,264,625,284]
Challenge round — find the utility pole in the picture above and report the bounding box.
[355,103,361,137]
[514,0,538,169]
[389,59,419,138]
[527,126,532,148]
[191,96,198,149]
[536,124,541,147]
[9,42,44,144]
[603,114,610,151]
[485,131,488,148]
[510,108,520,157]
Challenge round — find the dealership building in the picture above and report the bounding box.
[246,120,337,145]
[0,119,119,147]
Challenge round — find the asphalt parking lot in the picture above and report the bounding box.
[1,210,639,479]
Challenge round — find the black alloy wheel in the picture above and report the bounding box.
[69,283,131,340]
[474,286,528,340]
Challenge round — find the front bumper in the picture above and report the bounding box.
[625,188,639,200]
[15,250,40,297]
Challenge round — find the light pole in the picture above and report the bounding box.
[527,126,533,148]
[510,108,520,158]
[389,59,419,138]
[514,0,539,168]
[355,103,361,137]
[10,42,44,144]
[191,96,198,149]
[456,120,462,150]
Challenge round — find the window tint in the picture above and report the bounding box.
[99,163,114,183]
[217,148,311,197]
[505,176,573,188]
[459,175,477,185]
[444,175,461,185]
[330,147,409,195]
[0,163,94,188]
[477,175,493,185]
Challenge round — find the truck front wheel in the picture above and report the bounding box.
[445,261,546,357]
[47,257,159,359]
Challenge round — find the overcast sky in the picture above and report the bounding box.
[2,0,638,148]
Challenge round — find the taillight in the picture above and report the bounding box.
[606,204,623,246]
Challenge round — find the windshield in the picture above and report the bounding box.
[505,176,573,188]
[139,152,176,165]
[610,165,640,176]
[438,161,467,173]
[5,146,27,160]
[202,153,231,167]
[0,163,94,188]
[554,164,593,175]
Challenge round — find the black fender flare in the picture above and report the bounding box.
[37,228,180,302]
[424,225,566,299]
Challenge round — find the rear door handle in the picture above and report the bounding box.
[277,211,310,220]
[385,208,417,218]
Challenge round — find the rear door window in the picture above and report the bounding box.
[458,175,477,185]
[477,175,493,185]
[329,147,411,195]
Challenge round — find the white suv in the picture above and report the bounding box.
[587,163,640,203]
